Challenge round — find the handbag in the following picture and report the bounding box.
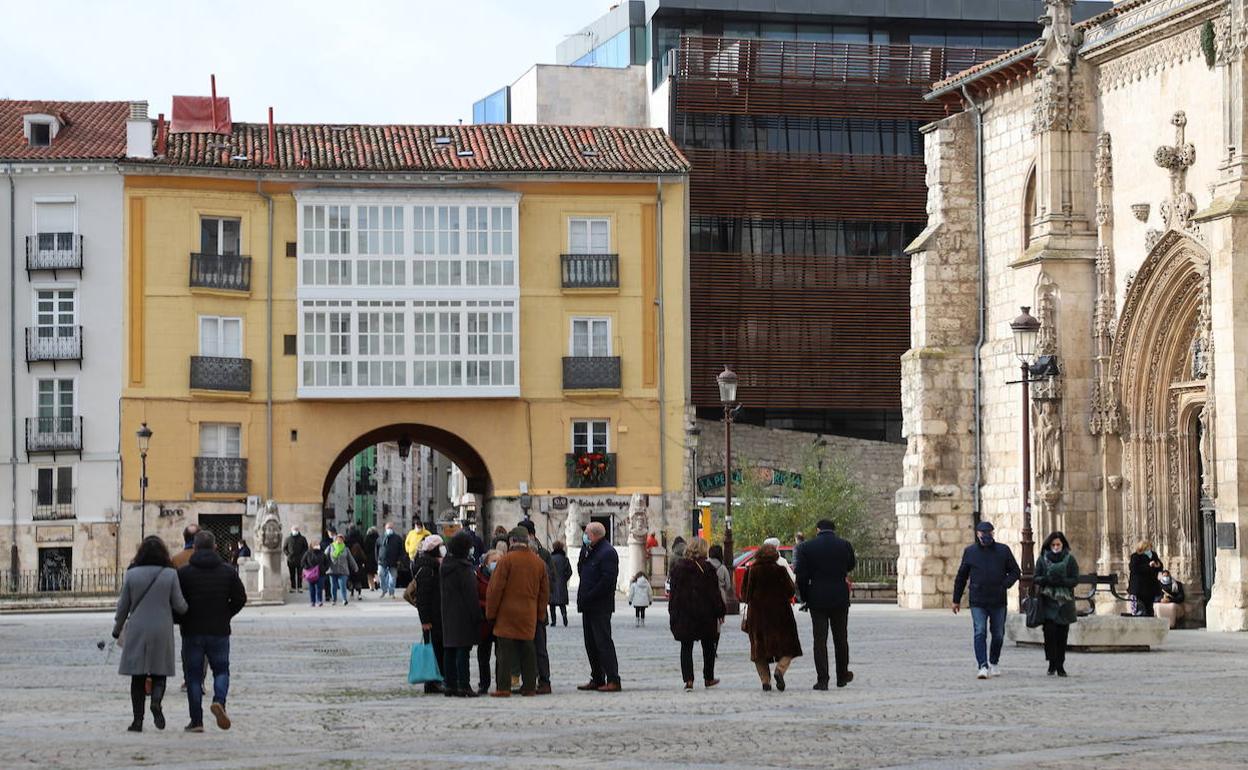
[1024,584,1044,629]
[117,571,161,647]
[302,564,321,584]
[408,631,443,685]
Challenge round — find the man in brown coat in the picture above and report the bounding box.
[485,527,550,697]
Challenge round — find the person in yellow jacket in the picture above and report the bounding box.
[405,523,432,566]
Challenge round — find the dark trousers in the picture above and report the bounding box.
[287,560,302,590]
[535,618,551,685]
[679,638,716,683]
[810,605,850,684]
[634,606,647,620]
[477,636,494,691]
[182,634,230,726]
[1137,596,1156,617]
[1042,620,1070,667]
[496,637,537,693]
[582,611,620,685]
[129,674,166,722]
[442,646,472,691]
[549,604,567,625]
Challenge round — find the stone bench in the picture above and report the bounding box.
[1006,613,1169,651]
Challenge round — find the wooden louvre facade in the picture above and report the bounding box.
[673,36,1003,414]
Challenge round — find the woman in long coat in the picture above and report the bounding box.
[439,532,482,697]
[741,543,802,692]
[1128,540,1164,617]
[405,535,445,694]
[667,537,726,690]
[548,540,573,627]
[1034,531,1079,677]
[111,536,188,732]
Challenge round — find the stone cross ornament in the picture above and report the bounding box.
[1155,111,1197,232]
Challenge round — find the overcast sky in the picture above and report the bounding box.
[1,0,603,125]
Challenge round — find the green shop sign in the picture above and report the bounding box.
[697,467,802,495]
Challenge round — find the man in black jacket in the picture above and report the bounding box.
[576,522,621,692]
[952,521,1020,680]
[282,525,308,592]
[177,530,247,732]
[376,523,404,598]
[795,519,856,690]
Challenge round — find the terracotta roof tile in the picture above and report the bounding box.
[0,100,129,160]
[148,122,689,175]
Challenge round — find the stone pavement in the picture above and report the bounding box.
[2,597,1247,769]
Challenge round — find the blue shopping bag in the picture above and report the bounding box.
[408,637,442,685]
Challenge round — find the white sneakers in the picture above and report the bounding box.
[977,666,990,679]
[988,663,1000,677]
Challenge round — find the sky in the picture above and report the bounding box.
[0,0,605,125]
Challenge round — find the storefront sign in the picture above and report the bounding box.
[697,467,802,495]
[551,496,569,511]
[36,526,74,544]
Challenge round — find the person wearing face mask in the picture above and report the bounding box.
[1033,532,1079,677]
[577,522,622,692]
[1155,569,1186,628]
[439,532,482,697]
[405,534,446,693]
[475,550,503,695]
[1128,540,1165,617]
[548,541,573,627]
[376,524,404,598]
[283,526,308,593]
[952,521,1020,680]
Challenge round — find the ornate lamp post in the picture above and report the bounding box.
[136,422,153,541]
[717,366,738,567]
[1010,307,1041,602]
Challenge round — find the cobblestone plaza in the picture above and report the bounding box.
[2,601,1247,769]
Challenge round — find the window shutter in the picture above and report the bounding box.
[199,425,219,457]
[37,468,53,505]
[200,317,219,356]
[36,202,74,234]
[222,319,242,357]
[56,467,73,504]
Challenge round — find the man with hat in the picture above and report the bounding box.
[952,521,1020,679]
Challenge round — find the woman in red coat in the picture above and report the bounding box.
[742,543,803,692]
[667,537,726,690]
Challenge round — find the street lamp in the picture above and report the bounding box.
[717,366,738,569]
[1010,306,1041,602]
[136,422,153,541]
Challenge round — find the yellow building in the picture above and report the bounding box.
[119,123,689,562]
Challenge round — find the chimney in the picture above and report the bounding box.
[126,100,153,158]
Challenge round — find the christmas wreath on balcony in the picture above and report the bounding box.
[572,452,610,485]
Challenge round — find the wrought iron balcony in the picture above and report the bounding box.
[26,416,83,454]
[25,326,82,363]
[190,252,252,292]
[26,234,83,273]
[561,253,619,288]
[566,452,617,488]
[194,456,248,494]
[563,356,622,389]
[190,356,252,393]
[33,491,75,521]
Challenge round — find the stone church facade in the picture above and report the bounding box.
[900,0,1248,630]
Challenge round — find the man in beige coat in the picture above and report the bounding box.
[485,527,550,697]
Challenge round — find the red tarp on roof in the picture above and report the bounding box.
[170,96,231,134]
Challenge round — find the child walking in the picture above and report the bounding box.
[628,571,652,626]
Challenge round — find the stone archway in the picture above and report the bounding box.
[1109,230,1212,606]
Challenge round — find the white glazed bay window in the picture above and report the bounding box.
[296,191,520,398]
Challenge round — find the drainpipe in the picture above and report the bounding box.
[256,177,274,501]
[655,177,667,524]
[6,164,16,582]
[962,85,988,526]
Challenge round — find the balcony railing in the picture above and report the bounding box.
[190,252,252,292]
[561,253,619,288]
[563,356,622,389]
[25,326,82,363]
[26,234,83,272]
[190,356,252,392]
[194,456,248,494]
[26,416,83,454]
[566,452,617,489]
[0,568,119,596]
[33,490,75,521]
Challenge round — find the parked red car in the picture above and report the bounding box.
[732,546,795,602]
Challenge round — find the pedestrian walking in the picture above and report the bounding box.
[363,526,380,591]
[376,523,403,598]
[176,529,247,732]
[301,542,329,607]
[741,543,802,692]
[282,525,308,593]
[707,544,734,607]
[440,531,483,698]
[405,534,445,693]
[794,519,857,690]
[576,521,622,692]
[1035,531,1079,677]
[1128,540,1164,617]
[485,528,550,697]
[326,533,358,606]
[171,524,199,569]
[348,541,368,600]
[951,521,1021,679]
[549,541,573,627]
[668,537,725,690]
[476,550,503,695]
[628,572,652,626]
[112,536,188,733]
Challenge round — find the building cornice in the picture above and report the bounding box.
[116,162,685,186]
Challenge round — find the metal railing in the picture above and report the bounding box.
[33,489,75,521]
[25,326,82,363]
[190,252,252,292]
[854,555,898,584]
[565,452,617,488]
[190,355,252,392]
[562,356,622,389]
[561,253,619,288]
[194,456,248,494]
[25,416,83,453]
[0,568,118,596]
[26,234,83,272]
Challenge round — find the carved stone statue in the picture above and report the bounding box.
[252,500,285,603]
[627,494,649,543]
[1199,405,1215,500]
[1191,334,1209,380]
[1036,0,1081,70]
[563,502,583,547]
[1035,400,1063,489]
